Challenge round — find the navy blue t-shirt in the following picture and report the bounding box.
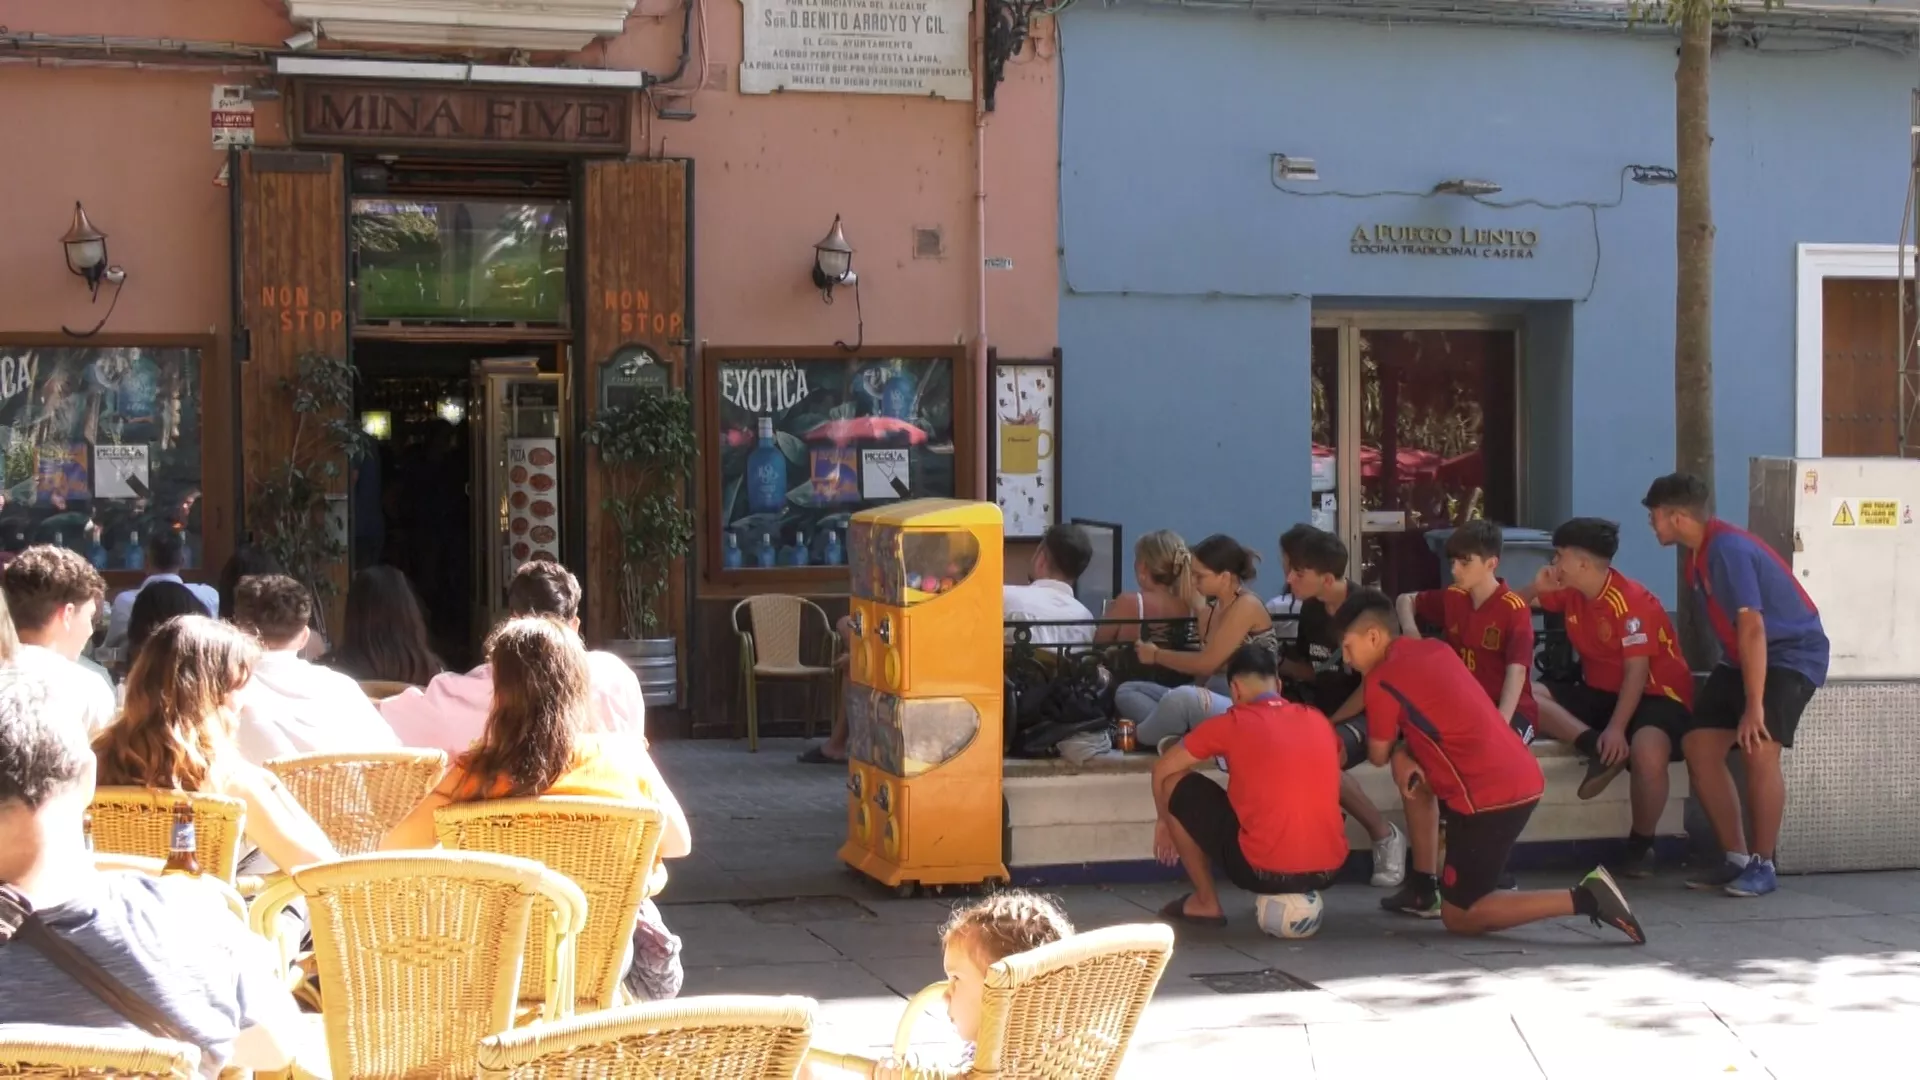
[1698,526,1829,687]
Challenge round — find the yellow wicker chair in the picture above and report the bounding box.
[249,851,589,1080]
[88,787,247,884]
[476,995,817,1079]
[435,796,665,1019]
[806,923,1175,1080]
[0,1025,200,1080]
[357,679,414,702]
[731,594,842,751]
[267,748,448,855]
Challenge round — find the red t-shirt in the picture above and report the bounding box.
[1412,584,1538,722]
[1364,637,1545,815]
[1537,570,1694,707]
[1182,696,1347,875]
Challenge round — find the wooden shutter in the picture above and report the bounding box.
[580,159,690,648]
[232,149,349,624]
[1822,278,1907,457]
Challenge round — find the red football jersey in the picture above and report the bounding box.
[1364,637,1544,815]
[1537,569,1693,707]
[1412,584,1538,722]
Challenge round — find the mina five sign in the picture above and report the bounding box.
[292,81,632,153]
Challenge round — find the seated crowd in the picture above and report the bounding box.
[0,545,681,1075]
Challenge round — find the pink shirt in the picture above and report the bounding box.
[380,650,647,756]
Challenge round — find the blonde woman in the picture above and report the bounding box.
[1094,530,1203,648]
[92,615,337,873]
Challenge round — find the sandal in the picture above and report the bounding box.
[797,745,847,765]
[1157,893,1228,928]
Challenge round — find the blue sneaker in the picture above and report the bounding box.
[1724,858,1778,898]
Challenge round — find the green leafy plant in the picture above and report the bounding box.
[584,391,696,639]
[246,352,369,631]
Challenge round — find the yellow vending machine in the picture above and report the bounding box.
[839,499,1008,896]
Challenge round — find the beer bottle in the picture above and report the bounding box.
[83,810,95,853]
[162,799,199,876]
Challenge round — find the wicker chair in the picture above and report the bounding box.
[249,851,589,1080]
[806,923,1175,1080]
[267,748,448,855]
[88,787,247,884]
[731,595,842,751]
[0,1025,200,1080]
[357,679,414,701]
[435,796,665,1019]
[476,995,817,1079]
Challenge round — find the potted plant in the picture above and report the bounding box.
[247,352,368,636]
[583,391,696,705]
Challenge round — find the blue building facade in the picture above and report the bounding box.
[1056,5,1918,598]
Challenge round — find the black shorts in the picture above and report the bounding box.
[1332,718,1368,772]
[1540,680,1689,760]
[1440,800,1537,909]
[1687,665,1818,749]
[1167,774,1340,895]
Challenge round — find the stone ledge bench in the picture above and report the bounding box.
[1003,741,1689,880]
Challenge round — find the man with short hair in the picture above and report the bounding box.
[1279,526,1407,889]
[1385,519,1539,915]
[1644,472,1828,898]
[1150,644,1347,926]
[1518,518,1693,879]
[2,546,116,735]
[0,668,304,1076]
[1002,522,1097,646]
[381,560,647,755]
[232,575,399,763]
[1336,588,1645,943]
[104,531,218,649]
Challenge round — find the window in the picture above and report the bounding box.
[351,198,569,324]
[702,348,974,583]
[0,344,207,571]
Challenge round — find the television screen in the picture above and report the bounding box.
[351,199,569,324]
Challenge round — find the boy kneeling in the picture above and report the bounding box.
[1150,644,1347,926]
[1335,588,1646,943]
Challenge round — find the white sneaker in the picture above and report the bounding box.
[1370,823,1408,888]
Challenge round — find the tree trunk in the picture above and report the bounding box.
[1675,4,1719,668]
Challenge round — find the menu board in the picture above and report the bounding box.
[505,437,560,570]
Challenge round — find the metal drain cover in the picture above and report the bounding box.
[739,896,876,924]
[1191,968,1319,994]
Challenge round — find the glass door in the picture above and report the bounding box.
[1310,317,1520,593]
[472,359,565,636]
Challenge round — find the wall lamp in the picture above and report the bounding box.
[60,201,128,338]
[1629,165,1678,186]
[811,215,857,301]
[1433,178,1503,197]
[1272,154,1320,182]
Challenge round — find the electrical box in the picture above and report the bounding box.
[1749,457,1920,679]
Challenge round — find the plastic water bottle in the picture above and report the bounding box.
[722,533,743,570]
[823,529,844,566]
[789,531,810,567]
[745,417,787,515]
[125,530,145,571]
[753,533,777,569]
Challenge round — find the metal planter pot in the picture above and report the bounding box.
[607,637,679,708]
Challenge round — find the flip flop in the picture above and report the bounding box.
[1157,894,1228,928]
[796,745,847,765]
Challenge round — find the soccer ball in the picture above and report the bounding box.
[1255,891,1325,939]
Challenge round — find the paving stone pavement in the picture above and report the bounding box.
[655,739,1920,1077]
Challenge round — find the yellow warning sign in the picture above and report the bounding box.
[1832,500,1855,527]
[1860,499,1899,527]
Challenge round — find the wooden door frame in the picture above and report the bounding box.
[1795,243,1915,458]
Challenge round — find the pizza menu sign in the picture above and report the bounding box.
[506,437,560,570]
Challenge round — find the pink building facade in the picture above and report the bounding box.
[0,1,1061,729]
